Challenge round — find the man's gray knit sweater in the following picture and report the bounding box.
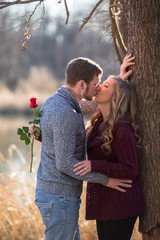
[37,86,109,197]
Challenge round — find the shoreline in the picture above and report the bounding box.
[0,107,35,117]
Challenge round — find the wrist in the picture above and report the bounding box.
[118,74,124,80]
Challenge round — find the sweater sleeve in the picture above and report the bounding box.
[53,109,109,186]
[79,99,98,115]
[91,124,138,180]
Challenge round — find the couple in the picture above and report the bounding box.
[33,54,145,240]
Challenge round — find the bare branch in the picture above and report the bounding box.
[109,0,127,63]
[109,4,123,8]
[112,30,123,63]
[64,0,70,25]
[20,1,44,51]
[79,0,104,31]
[0,0,44,10]
[26,2,41,23]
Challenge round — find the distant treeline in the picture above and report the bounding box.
[0,12,119,90]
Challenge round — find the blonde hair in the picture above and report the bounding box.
[88,76,140,154]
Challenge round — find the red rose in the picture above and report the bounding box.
[30,98,38,108]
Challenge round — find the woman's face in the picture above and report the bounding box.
[93,77,116,104]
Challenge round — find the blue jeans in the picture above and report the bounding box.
[35,189,82,240]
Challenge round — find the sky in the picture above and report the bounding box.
[2,0,100,32]
[12,0,108,37]
[41,0,109,36]
[45,0,99,18]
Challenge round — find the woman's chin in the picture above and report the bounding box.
[93,96,98,103]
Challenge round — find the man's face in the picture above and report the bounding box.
[83,75,101,101]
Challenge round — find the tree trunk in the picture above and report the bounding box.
[122,0,160,239]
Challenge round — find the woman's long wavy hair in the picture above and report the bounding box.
[87,76,140,154]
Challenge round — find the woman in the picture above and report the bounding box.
[74,76,145,240]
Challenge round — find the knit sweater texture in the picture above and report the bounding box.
[36,87,109,197]
[86,115,145,220]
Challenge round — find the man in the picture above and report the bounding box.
[34,54,135,240]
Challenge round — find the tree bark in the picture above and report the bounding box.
[122,0,160,239]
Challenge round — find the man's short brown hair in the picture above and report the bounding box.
[66,57,103,86]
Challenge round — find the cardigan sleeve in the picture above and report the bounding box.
[90,124,138,180]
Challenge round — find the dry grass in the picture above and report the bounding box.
[0,143,142,240]
[0,145,44,240]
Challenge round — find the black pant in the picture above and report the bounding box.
[96,216,137,240]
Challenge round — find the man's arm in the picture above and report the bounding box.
[54,110,132,191]
[53,109,109,186]
[30,112,132,192]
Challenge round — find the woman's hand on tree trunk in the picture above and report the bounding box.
[120,54,135,80]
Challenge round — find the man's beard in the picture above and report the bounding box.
[83,85,93,101]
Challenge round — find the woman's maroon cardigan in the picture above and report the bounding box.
[86,115,145,221]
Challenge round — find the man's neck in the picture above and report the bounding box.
[65,85,82,102]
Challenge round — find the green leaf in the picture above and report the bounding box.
[34,119,40,124]
[17,128,23,135]
[28,133,31,138]
[28,119,40,125]
[20,133,27,140]
[37,110,43,117]
[25,137,31,145]
[28,121,34,125]
[23,126,29,133]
